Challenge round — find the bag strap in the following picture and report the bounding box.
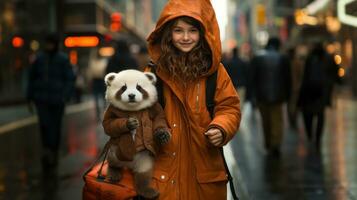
[83,141,111,181]
[220,148,239,200]
[206,70,239,200]
[205,71,217,119]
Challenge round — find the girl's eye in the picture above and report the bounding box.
[190,28,198,33]
[173,29,183,33]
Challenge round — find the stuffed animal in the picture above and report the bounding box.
[102,69,170,199]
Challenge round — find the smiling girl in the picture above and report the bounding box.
[145,0,241,199]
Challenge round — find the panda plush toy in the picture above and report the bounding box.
[103,69,171,199]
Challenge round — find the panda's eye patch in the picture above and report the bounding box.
[136,84,149,99]
[136,84,143,90]
[115,84,127,100]
[119,84,127,92]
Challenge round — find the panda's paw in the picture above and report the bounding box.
[127,117,139,130]
[154,128,171,145]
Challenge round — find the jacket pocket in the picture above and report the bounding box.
[196,170,228,199]
[151,170,171,199]
[196,170,228,183]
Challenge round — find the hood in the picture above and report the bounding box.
[147,0,221,75]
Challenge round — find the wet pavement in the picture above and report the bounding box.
[0,101,106,200]
[233,88,357,200]
[0,88,356,200]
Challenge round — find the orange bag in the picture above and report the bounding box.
[82,145,137,200]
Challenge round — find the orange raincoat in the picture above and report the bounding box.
[146,0,241,199]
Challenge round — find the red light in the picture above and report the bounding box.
[111,12,121,22]
[69,50,78,65]
[64,36,99,47]
[104,34,113,43]
[12,37,24,48]
[111,12,122,32]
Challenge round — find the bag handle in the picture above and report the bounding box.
[83,142,111,181]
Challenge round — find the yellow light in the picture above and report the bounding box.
[326,16,341,33]
[30,40,39,51]
[295,9,305,25]
[334,55,342,65]
[256,4,266,26]
[99,47,115,57]
[64,36,99,48]
[338,67,345,77]
[294,9,318,25]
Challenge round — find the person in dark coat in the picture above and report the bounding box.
[297,42,339,151]
[105,40,138,74]
[250,37,291,157]
[223,47,249,104]
[26,33,75,172]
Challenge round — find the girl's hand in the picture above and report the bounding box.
[204,128,223,146]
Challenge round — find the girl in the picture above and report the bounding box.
[146,0,241,199]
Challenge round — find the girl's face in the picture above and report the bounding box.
[171,19,200,53]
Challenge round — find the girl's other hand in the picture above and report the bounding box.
[204,128,223,146]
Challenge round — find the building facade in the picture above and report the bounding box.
[0,0,165,104]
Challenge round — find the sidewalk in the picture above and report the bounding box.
[230,88,357,200]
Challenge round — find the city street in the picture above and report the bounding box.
[0,88,356,200]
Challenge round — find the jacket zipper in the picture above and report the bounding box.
[196,82,200,112]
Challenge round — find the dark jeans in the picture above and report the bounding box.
[302,110,325,148]
[92,78,106,119]
[35,102,65,153]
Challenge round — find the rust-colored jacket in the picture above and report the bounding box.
[146,0,241,199]
[103,103,169,160]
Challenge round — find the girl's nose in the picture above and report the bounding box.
[183,31,189,40]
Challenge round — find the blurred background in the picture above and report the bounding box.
[0,0,356,103]
[0,0,356,200]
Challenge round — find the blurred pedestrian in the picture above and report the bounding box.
[87,51,108,120]
[135,46,150,71]
[26,33,75,173]
[297,42,339,151]
[105,39,138,74]
[72,64,85,103]
[144,0,241,199]
[287,46,305,130]
[223,46,249,104]
[250,37,291,157]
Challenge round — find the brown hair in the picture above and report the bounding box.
[155,16,212,81]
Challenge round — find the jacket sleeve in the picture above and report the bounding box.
[208,64,241,146]
[151,102,170,131]
[102,105,131,137]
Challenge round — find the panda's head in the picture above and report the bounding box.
[104,69,158,111]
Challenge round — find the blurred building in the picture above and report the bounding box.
[0,0,166,105]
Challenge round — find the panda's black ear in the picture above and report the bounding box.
[144,72,157,84]
[104,73,116,86]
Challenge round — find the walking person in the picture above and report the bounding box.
[87,52,107,121]
[297,42,339,152]
[105,39,138,74]
[223,46,249,104]
[250,37,291,157]
[143,0,241,199]
[287,46,305,130]
[26,33,75,174]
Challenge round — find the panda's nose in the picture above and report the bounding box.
[128,94,136,100]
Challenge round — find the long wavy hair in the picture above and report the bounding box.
[155,16,212,81]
